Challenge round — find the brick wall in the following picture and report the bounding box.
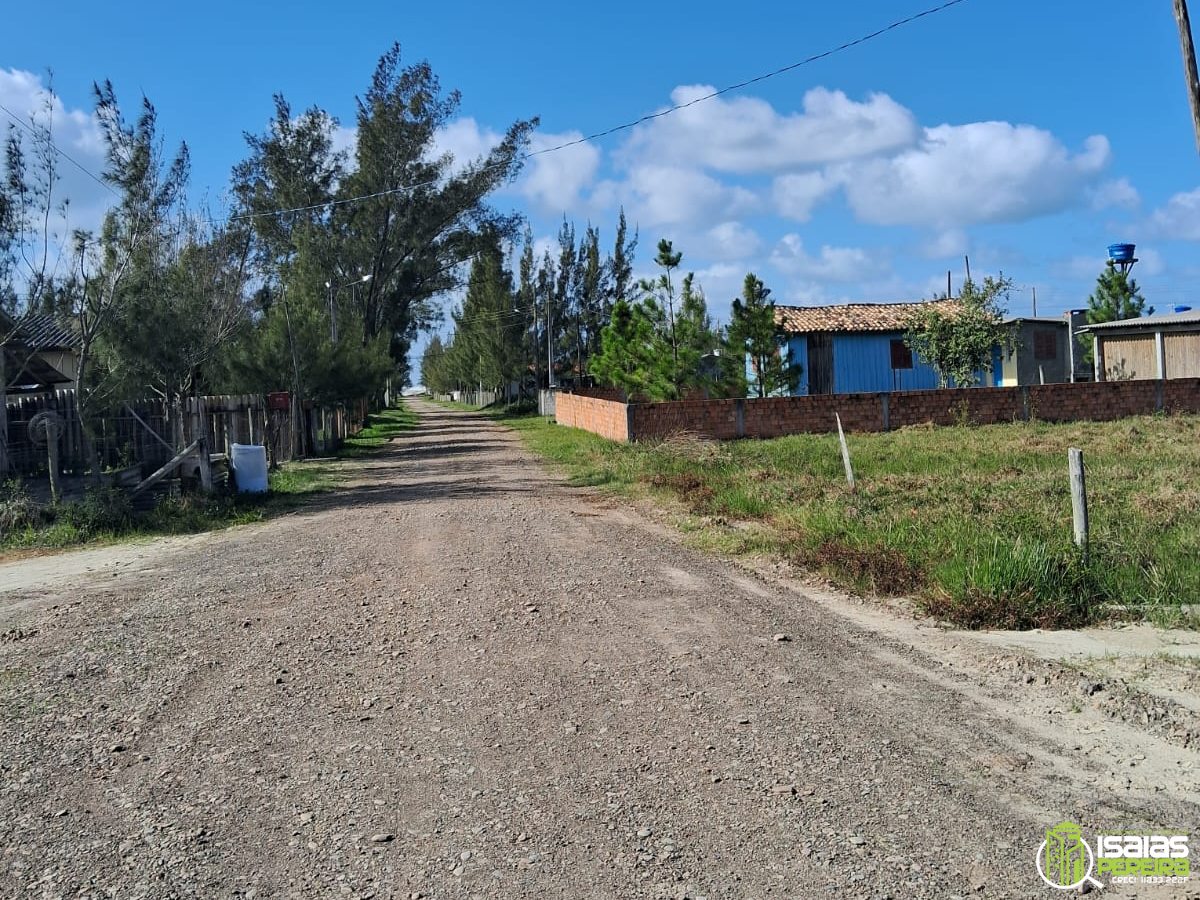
[1163,378,1200,413]
[887,387,1027,428]
[553,379,1200,443]
[553,392,630,441]
[630,398,741,440]
[742,393,884,438]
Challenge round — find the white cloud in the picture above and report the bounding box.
[838,124,1111,229]
[432,117,502,171]
[1051,254,1112,280]
[769,234,889,283]
[920,229,970,259]
[1147,186,1200,241]
[773,171,838,221]
[622,86,918,174]
[603,86,1110,234]
[0,69,111,264]
[1136,246,1166,276]
[598,165,760,228]
[330,124,357,159]
[1090,177,1140,212]
[694,221,762,260]
[517,130,601,214]
[690,263,751,322]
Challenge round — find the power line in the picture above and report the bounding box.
[1,1,973,230]
[227,0,974,224]
[0,102,117,196]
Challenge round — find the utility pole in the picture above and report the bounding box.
[280,284,306,460]
[1175,0,1200,155]
[547,291,555,389]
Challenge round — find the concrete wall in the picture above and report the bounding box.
[555,379,1200,442]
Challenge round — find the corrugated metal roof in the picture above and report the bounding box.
[775,299,962,334]
[7,313,81,350]
[1003,316,1067,325]
[1079,308,1200,332]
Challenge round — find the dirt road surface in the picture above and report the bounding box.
[2,398,1197,900]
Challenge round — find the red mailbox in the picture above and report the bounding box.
[267,391,290,410]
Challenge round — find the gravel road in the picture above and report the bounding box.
[1,398,1196,900]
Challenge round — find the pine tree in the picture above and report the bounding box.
[728,273,799,398]
[591,299,671,401]
[1087,263,1151,325]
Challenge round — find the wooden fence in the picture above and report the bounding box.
[2,390,365,481]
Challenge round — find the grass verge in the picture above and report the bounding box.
[494,407,1200,630]
[0,401,416,554]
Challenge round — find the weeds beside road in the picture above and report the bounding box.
[497,408,1200,630]
[0,404,416,554]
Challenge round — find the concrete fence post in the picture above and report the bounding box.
[625,404,635,442]
[880,393,890,432]
[735,399,745,438]
[1068,447,1088,560]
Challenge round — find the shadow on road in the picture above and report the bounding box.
[290,402,551,516]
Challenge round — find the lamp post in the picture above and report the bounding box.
[323,273,371,344]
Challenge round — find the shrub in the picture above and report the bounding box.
[0,481,49,539]
[55,487,134,539]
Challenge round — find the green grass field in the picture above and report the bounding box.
[497,408,1200,630]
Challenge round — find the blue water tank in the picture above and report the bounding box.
[1174,304,1193,313]
[1107,243,1136,263]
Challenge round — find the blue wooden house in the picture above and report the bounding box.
[773,300,972,395]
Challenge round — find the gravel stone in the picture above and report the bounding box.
[0,398,1195,899]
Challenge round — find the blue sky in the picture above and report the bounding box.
[3,0,1200,358]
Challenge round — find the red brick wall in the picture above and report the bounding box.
[887,387,1027,428]
[741,393,884,437]
[554,379,1200,443]
[1025,381,1158,422]
[630,398,741,440]
[554,393,629,442]
[1162,378,1200,413]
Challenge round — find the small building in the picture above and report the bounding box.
[995,312,1091,386]
[1079,307,1200,381]
[1,312,81,396]
[775,300,973,395]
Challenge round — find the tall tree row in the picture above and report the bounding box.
[423,209,638,398]
[0,44,539,442]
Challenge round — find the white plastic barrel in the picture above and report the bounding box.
[230,443,269,493]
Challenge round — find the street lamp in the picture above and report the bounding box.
[324,273,371,344]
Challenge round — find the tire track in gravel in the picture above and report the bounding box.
[0,397,1196,900]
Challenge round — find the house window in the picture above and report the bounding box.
[889,339,913,369]
[1033,330,1057,361]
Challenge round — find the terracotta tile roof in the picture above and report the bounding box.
[775,300,962,334]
